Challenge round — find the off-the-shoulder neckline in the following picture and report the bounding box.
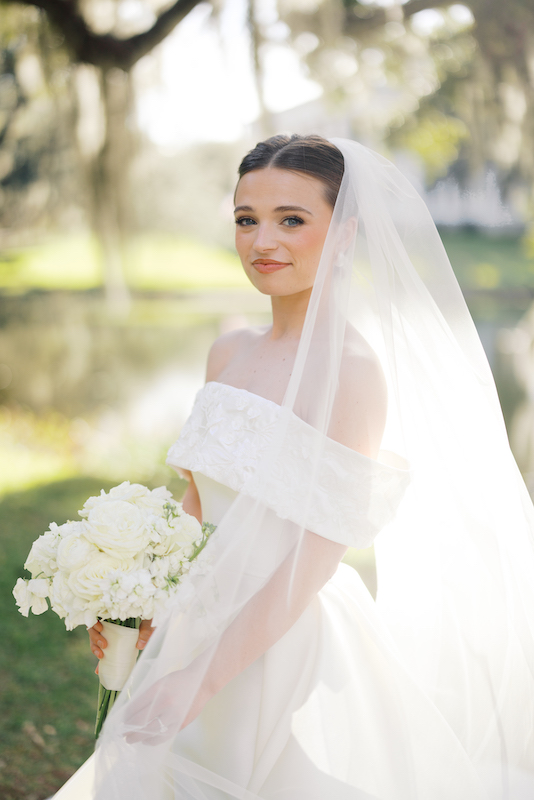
[200,381,410,476]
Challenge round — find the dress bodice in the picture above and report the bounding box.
[192,472,238,526]
[166,382,410,549]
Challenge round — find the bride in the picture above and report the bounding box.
[59,135,534,799]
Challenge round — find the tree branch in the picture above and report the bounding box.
[344,0,468,36]
[6,0,205,70]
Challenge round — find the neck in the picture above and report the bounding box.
[269,288,312,340]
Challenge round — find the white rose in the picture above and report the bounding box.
[139,489,174,515]
[109,482,150,503]
[56,520,84,538]
[13,578,49,616]
[84,500,148,558]
[50,571,81,619]
[78,488,113,517]
[68,552,137,601]
[57,531,100,571]
[151,486,173,502]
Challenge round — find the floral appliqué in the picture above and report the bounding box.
[166,383,411,549]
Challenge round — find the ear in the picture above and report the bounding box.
[339,216,358,252]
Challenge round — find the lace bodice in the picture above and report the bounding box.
[166,382,410,549]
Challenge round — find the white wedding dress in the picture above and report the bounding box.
[56,382,499,800]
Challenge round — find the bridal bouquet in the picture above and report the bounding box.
[13,481,216,735]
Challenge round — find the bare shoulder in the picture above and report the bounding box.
[205,326,267,383]
[329,325,388,457]
[340,326,387,402]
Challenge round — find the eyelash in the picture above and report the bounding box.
[234,216,305,228]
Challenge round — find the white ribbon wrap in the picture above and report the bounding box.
[99,621,139,691]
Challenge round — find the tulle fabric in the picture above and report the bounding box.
[87,139,534,799]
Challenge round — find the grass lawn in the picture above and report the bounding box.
[0,229,532,295]
[439,229,534,289]
[1,477,116,800]
[0,233,250,292]
[0,475,373,800]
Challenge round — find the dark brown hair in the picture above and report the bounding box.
[237,134,344,209]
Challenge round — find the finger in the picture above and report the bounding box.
[88,629,108,651]
[136,620,155,650]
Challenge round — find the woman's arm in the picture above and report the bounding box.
[125,531,347,741]
[179,470,202,523]
[203,531,347,699]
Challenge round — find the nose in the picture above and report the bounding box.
[253,222,277,252]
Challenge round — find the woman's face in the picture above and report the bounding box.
[234,167,333,297]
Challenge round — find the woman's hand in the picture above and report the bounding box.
[88,619,155,674]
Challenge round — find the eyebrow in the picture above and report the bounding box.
[234,205,313,215]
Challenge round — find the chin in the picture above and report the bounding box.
[246,274,312,298]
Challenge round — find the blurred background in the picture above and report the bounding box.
[1,0,534,797]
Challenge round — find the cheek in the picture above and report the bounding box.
[294,228,328,268]
[235,231,249,262]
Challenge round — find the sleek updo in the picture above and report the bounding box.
[237,134,345,209]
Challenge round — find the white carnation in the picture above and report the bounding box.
[84,500,148,558]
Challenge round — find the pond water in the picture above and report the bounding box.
[0,287,531,492]
[2,287,533,595]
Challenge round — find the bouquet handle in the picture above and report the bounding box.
[99,620,140,691]
[95,618,140,738]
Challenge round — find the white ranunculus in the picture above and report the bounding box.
[13,578,49,616]
[84,500,148,558]
[57,531,100,571]
[68,552,137,601]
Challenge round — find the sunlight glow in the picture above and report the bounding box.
[135,0,322,148]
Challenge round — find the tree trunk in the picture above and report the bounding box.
[75,64,133,316]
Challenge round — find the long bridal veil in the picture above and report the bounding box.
[92,139,534,799]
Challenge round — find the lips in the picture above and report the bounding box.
[252,260,290,274]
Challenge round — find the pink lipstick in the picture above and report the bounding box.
[253,260,290,274]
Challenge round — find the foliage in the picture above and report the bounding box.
[439,230,534,291]
[274,0,534,203]
[391,110,469,181]
[0,5,82,234]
